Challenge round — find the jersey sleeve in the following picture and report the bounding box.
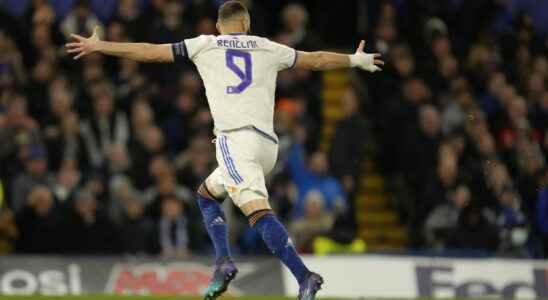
[268,40,297,71]
[171,35,210,63]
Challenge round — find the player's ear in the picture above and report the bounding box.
[216,21,221,34]
[244,15,251,33]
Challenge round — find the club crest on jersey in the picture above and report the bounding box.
[227,186,238,194]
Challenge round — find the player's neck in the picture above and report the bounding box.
[220,31,247,36]
[219,26,247,36]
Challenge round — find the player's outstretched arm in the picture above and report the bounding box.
[294,40,384,72]
[65,27,174,63]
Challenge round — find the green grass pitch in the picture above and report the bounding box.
[0,297,349,300]
[0,297,496,300]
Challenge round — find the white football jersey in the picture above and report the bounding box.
[172,34,296,141]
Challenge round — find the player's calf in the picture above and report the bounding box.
[197,183,232,263]
[248,207,310,284]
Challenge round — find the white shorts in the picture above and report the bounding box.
[205,128,278,207]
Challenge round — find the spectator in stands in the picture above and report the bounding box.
[0,31,26,86]
[391,44,415,80]
[118,191,153,255]
[412,143,458,245]
[0,94,40,191]
[178,70,204,98]
[15,186,60,253]
[372,13,399,55]
[80,80,129,170]
[484,161,515,208]
[447,204,500,252]
[60,190,120,254]
[52,159,81,203]
[148,0,192,43]
[144,156,192,218]
[290,190,334,252]
[161,92,197,153]
[130,126,166,189]
[495,187,529,257]
[81,57,106,84]
[278,3,320,51]
[497,97,530,170]
[60,0,103,39]
[516,142,545,219]
[44,111,90,172]
[441,86,476,135]
[175,134,216,191]
[130,100,155,142]
[81,173,107,204]
[424,184,470,249]
[11,146,55,213]
[403,105,442,183]
[0,94,39,152]
[0,203,18,254]
[288,129,347,218]
[430,54,459,98]
[328,86,368,196]
[526,72,545,104]
[113,0,142,40]
[44,76,73,129]
[150,195,190,257]
[380,77,431,175]
[27,27,57,82]
[107,143,131,175]
[496,188,526,229]
[107,175,134,224]
[531,91,547,137]
[116,60,147,110]
[536,169,548,255]
[272,99,301,172]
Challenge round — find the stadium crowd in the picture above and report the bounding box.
[0,0,547,258]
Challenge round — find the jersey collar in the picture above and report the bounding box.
[227,32,246,36]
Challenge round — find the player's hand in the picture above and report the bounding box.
[350,40,384,72]
[65,26,101,60]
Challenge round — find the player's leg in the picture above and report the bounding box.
[222,131,323,299]
[199,168,237,300]
[242,199,323,300]
[197,169,232,263]
[241,200,308,281]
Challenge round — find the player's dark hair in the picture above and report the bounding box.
[218,0,249,21]
[75,0,89,8]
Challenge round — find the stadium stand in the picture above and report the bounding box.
[0,0,547,260]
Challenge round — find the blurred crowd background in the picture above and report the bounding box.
[0,0,547,259]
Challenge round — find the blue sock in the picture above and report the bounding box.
[197,195,231,264]
[252,213,309,283]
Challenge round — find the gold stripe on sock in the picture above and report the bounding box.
[198,183,225,203]
[198,184,214,200]
[248,209,273,227]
